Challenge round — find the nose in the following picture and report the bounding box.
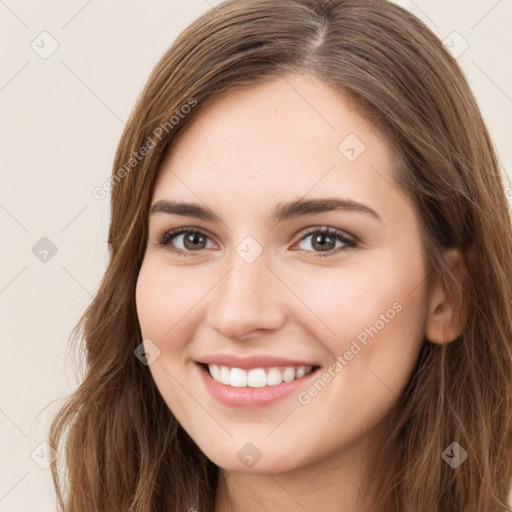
[205,247,287,341]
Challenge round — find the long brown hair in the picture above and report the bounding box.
[47,0,512,510]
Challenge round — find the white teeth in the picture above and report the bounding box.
[296,366,306,379]
[220,365,230,385]
[209,364,221,382]
[266,368,283,386]
[230,367,247,387]
[282,367,295,383]
[206,364,314,387]
[247,368,267,388]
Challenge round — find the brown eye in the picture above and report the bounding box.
[182,231,207,250]
[158,228,215,255]
[310,232,337,251]
[296,227,357,256]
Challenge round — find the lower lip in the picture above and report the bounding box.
[196,363,320,408]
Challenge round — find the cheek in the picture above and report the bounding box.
[284,258,428,446]
[135,260,203,419]
[285,253,430,416]
[135,260,210,349]
[283,252,428,351]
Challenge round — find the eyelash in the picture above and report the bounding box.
[156,226,358,258]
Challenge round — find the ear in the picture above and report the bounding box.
[425,248,469,345]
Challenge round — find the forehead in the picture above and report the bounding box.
[152,74,397,215]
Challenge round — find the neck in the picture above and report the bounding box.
[213,422,389,512]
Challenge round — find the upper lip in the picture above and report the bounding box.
[196,354,320,370]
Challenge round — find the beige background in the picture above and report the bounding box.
[0,0,511,510]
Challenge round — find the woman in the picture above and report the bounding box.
[48,0,512,510]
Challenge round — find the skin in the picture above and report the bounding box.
[135,73,464,512]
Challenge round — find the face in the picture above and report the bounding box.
[135,73,432,475]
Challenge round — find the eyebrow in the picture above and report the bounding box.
[149,197,381,223]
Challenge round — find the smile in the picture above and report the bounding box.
[206,364,315,388]
[196,356,322,407]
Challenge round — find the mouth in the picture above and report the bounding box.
[199,362,319,388]
[195,354,322,407]
[196,361,322,407]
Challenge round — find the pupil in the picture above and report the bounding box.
[313,233,334,251]
[185,233,205,250]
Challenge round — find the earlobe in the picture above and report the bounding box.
[425,249,469,345]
